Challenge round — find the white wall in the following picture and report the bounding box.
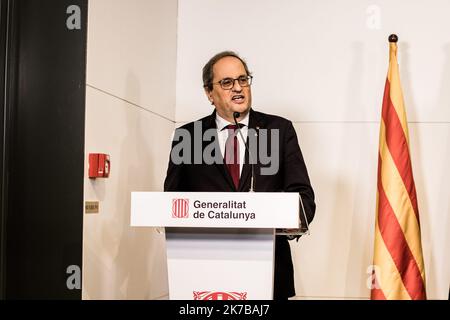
[83,0,177,299]
[176,0,450,299]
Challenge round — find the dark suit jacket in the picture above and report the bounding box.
[164,109,316,299]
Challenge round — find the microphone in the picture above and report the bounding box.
[233,112,256,192]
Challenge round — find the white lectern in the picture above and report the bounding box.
[131,192,304,300]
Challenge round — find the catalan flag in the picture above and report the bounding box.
[371,35,426,300]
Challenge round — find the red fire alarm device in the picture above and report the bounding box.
[89,153,110,179]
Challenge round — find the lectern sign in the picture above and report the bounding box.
[131,192,299,229]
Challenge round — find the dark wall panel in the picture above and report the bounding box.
[0,0,8,298]
[5,0,87,299]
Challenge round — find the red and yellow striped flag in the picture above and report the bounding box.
[371,35,426,300]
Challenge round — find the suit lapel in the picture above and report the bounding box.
[238,109,265,192]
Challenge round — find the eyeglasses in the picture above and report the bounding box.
[211,75,253,90]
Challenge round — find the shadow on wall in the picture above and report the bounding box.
[111,72,140,298]
[112,72,168,299]
[79,72,170,300]
[435,42,450,299]
[343,41,375,299]
[83,72,170,299]
[402,40,441,299]
[442,124,450,299]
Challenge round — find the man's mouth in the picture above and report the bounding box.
[231,95,245,103]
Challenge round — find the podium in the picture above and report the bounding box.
[131,192,307,300]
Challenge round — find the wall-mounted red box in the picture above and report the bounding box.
[89,153,110,179]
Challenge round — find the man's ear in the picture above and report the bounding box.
[204,88,214,105]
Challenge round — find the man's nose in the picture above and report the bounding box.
[232,80,243,92]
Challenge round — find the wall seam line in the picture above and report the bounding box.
[86,84,176,124]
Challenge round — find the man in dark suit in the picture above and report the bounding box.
[164,51,315,300]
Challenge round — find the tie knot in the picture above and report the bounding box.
[223,124,244,132]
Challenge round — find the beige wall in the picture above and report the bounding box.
[83,0,177,299]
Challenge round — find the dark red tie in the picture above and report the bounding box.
[224,125,240,189]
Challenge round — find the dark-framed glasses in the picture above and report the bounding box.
[213,75,253,90]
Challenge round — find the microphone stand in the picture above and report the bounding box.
[233,112,256,192]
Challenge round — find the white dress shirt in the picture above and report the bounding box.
[215,112,249,175]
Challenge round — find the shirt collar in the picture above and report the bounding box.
[215,112,249,131]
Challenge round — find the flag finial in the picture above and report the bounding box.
[389,34,398,43]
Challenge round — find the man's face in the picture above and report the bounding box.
[206,56,252,121]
